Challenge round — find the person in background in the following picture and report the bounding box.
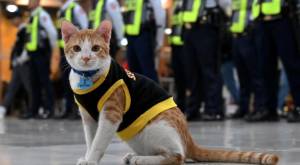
[0,11,36,119]
[221,24,239,106]
[181,0,229,121]
[123,0,166,82]
[89,0,125,60]
[56,0,88,119]
[229,0,268,120]
[169,0,186,112]
[250,0,300,122]
[25,0,57,119]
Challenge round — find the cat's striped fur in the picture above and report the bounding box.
[61,20,279,165]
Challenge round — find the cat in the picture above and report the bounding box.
[61,20,279,165]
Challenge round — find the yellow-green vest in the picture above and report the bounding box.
[251,0,282,20]
[89,0,106,29]
[26,8,41,52]
[182,0,202,23]
[57,2,76,48]
[170,0,184,45]
[230,0,248,33]
[124,0,144,36]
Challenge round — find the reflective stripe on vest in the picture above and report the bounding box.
[230,0,247,33]
[89,0,105,29]
[58,2,76,48]
[26,9,40,52]
[124,0,143,36]
[251,0,260,20]
[182,0,201,23]
[262,0,281,15]
[171,12,184,45]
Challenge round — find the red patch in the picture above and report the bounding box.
[110,2,117,10]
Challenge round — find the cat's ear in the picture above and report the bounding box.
[96,20,112,43]
[61,20,79,43]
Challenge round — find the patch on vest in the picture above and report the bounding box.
[125,69,136,81]
[77,76,93,90]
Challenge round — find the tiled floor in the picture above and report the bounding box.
[0,118,299,165]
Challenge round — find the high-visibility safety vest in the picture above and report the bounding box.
[123,0,144,36]
[89,0,106,29]
[170,0,184,45]
[57,2,77,48]
[251,0,282,20]
[26,8,41,52]
[182,0,202,23]
[230,0,249,33]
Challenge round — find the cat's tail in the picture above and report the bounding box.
[188,143,279,165]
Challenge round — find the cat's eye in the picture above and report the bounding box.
[73,45,81,52]
[91,45,101,52]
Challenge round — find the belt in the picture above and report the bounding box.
[232,32,248,38]
[262,15,282,21]
[184,16,211,29]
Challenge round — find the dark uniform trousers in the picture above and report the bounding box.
[30,50,54,115]
[126,30,159,82]
[257,17,300,110]
[232,30,267,113]
[183,24,223,115]
[171,45,186,111]
[3,62,34,113]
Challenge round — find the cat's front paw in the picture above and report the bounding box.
[76,157,98,165]
[123,153,137,165]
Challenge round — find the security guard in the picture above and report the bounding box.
[123,0,166,82]
[250,0,300,122]
[0,12,35,119]
[89,0,125,59]
[26,0,57,119]
[229,0,268,120]
[182,0,228,121]
[56,0,88,119]
[169,0,186,112]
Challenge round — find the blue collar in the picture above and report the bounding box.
[72,68,99,77]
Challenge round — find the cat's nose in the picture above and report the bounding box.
[81,56,90,63]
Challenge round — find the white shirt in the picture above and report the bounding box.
[105,0,125,43]
[61,0,88,29]
[31,7,57,49]
[149,0,166,49]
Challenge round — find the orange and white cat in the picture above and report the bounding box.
[61,20,279,165]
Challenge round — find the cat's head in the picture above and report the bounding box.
[61,20,112,71]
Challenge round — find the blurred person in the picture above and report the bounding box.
[250,0,300,122]
[0,11,36,119]
[181,0,229,121]
[169,0,187,111]
[25,0,57,119]
[56,0,88,119]
[229,0,268,120]
[220,28,239,105]
[123,0,166,82]
[89,0,125,60]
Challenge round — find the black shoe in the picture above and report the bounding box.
[287,107,300,123]
[53,112,69,119]
[186,113,202,122]
[230,109,246,119]
[20,113,33,119]
[201,113,224,121]
[246,109,279,122]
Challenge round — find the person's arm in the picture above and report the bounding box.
[39,10,58,49]
[149,0,166,50]
[106,0,125,45]
[74,4,89,29]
